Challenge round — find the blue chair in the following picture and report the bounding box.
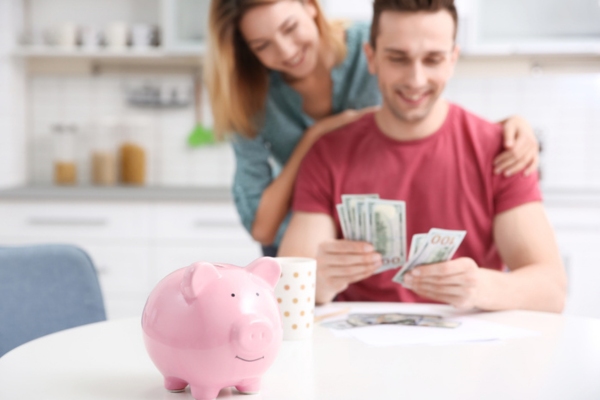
[0,244,106,357]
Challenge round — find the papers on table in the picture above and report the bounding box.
[317,304,539,347]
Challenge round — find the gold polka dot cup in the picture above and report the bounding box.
[274,257,317,341]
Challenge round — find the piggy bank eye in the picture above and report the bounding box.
[256,293,259,296]
[231,293,235,297]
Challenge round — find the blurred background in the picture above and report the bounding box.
[0,0,599,319]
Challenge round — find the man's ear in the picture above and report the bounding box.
[363,42,377,75]
[447,43,461,78]
[451,43,461,64]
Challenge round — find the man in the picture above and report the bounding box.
[277,0,566,312]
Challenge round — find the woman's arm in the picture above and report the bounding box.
[252,107,379,245]
[495,115,540,177]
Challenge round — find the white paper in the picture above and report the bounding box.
[318,304,539,346]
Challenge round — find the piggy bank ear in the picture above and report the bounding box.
[181,262,221,304]
[246,257,281,289]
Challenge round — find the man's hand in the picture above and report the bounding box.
[315,240,382,305]
[401,257,486,309]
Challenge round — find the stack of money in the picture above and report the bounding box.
[336,194,407,273]
[336,194,466,281]
[392,228,467,283]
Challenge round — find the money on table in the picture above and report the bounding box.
[336,195,466,281]
[321,313,461,329]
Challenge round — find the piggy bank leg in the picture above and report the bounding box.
[235,378,261,394]
[164,376,188,392]
[189,385,221,400]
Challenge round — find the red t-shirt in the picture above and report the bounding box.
[292,103,542,303]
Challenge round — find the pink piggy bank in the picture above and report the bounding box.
[142,257,283,400]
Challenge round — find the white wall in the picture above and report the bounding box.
[22,63,600,190]
[445,71,600,189]
[4,0,600,190]
[0,0,27,188]
[323,0,372,21]
[27,69,231,187]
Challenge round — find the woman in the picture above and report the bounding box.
[206,0,539,256]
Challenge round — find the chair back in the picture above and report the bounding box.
[0,244,106,357]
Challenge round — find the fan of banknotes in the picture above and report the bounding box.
[336,194,467,283]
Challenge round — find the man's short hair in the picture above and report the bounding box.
[370,0,459,48]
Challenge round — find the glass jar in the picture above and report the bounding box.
[52,124,77,185]
[91,119,118,186]
[119,118,148,186]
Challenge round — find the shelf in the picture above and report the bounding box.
[0,185,231,202]
[461,41,600,57]
[11,45,206,61]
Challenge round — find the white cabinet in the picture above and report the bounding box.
[161,0,210,53]
[546,205,600,319]
[0,199,261,319]
[151,202,263,286]
[153,245,261,287]
[83,243,151,319]
[0,202,152,240]
[460,0,600,55]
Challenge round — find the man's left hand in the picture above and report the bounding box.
[402,257,483,309]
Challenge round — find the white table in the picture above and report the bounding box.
[1,302,600,400]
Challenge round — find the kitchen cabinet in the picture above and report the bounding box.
[321,0,600,56]
[459,0,600,55]
[2,194,600,319]
[0,199,261,319]
[161,0,210,53]
[546,204,600,319]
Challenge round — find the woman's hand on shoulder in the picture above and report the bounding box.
[494,115,539,177]
[309,106,380,141]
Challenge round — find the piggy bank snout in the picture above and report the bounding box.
[233,317,274,353]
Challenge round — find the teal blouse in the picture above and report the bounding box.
[231,22,381,246]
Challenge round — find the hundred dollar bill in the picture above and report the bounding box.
[320,319,355,330]
[364,199,407,273]
[355,200,371,241]
[341,194,379,240]
[336,204,351,239]
[393,228,466,284]
[407,233,428,263]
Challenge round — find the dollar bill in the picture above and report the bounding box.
[336,204,351,239]
[407,233,428,263]
[341,194,379,240]
[320,319,355,330]
[323,313,461,329]
[364,199,407,273]
[355,200,370,241]
[392,228,467,284]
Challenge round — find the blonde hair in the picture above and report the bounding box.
[206,0,347,139]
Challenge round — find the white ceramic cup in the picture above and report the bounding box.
[131,24,153,50]
[80,26,102,50]
[105,22,129,50]
[274,257,317,340]
[56,22,78,49]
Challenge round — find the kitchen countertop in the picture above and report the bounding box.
[0,185,599,206]
[0,186,232,202]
